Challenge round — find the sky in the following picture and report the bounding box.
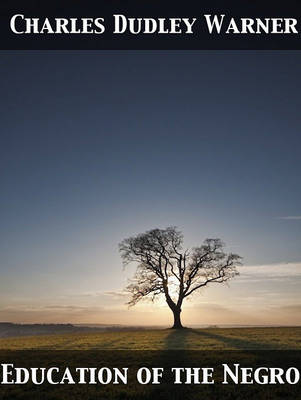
[0,51,300,326]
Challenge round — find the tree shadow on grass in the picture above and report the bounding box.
[163,328,191,350]
[141,329,192,400]
[162,327,278,351]
[145,329,289,400]
[190,329,281,350]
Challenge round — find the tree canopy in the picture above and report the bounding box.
[119,227,242,328]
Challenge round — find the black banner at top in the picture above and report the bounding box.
[1,0,301,50]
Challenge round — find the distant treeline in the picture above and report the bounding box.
[0,323,157,338]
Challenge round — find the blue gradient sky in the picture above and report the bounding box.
[0,51,300,325]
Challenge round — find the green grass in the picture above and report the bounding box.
[0,327,300,350]
[1,328,300,399]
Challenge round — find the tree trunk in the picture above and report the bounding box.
[172,308,183,329]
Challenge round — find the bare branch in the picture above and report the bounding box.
[119,228,242,315]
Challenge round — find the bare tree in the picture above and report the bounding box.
[119,227,242,329]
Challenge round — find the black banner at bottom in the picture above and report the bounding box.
[0,350,300,399]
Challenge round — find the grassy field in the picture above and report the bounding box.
[0,328,300,399]
[0,326,300,350]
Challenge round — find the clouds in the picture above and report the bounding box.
[0,303,104,315]
[277,216,301,220]
[102,291,128,300]
[0,302,168,325]
[237,262,301,282]
[0,261,300,326]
